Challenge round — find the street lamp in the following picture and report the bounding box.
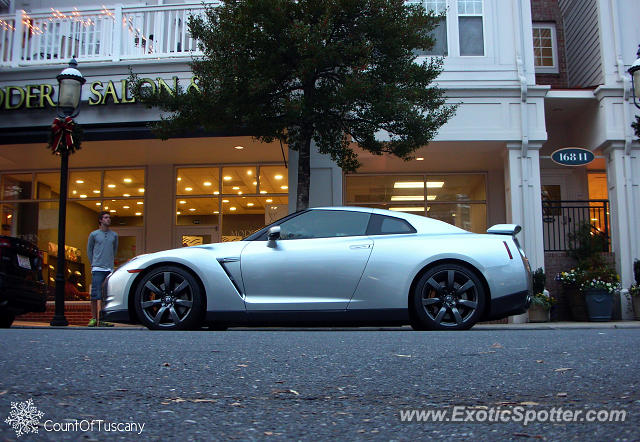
[628,45,640,110]
[50,58,86,327]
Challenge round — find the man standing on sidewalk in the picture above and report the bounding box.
[86,211,118,327]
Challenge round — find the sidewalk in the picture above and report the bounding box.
[8,320,640,330]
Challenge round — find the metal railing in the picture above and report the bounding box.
[0,3,219,67]
[542,200,610,252]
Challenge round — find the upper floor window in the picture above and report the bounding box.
[417,0,484,57]
[532,23,558,74]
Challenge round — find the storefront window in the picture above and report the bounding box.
[221,196,288,241]
[1,173,32,200]
[345,173,487,233]
[222,166,257,195]
[68,171,101,199]
[176,167,220,196]
[176,197,220,226]
[258,165,288,194]
[104,169,145,198]
[35,173,60,199]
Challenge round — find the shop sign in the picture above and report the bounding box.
[551,148,594,166]
[0,76,200,110]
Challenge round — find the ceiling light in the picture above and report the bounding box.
[214,211,219,214]
[79,194,87,198]
[112,199,116,202]
[247,203,254,207]
[275,174,283,180]
[135,212,142,216]
[223,176,232,181]
[252,181,257,185]
[108,184,116,188]
[75,179,84,184]
[391,196,423,201]
[266,199,273,203]
[185,187,192,191]
[234,145,244,150]
[123,205,130,209]
[213,191,219,195]
[177,177,182,181]
[189,208,196,212]
[230,207,237,211]
[427,181,444,188]
[109,209,116,213]
[280,185,288,190]
[232,186,240,190]
[137,201,143,205]
[427,195,436,201]
[177,211,181,215]
[123,178,132,183]
[72,190,77,194]
[416,157,424,161]
[247,170,253,175]
[123,193,130,197]
[237,191,243,195]
[138,188,145,193]
[95,202,101,206]
[260,190,267,194]
[222,199,229,203]
[93,190,100,194]
[203,181,212,186]
[179,200,187,204]
[104,206,109,210]
[389,207,424,212]
[394,181,423,189]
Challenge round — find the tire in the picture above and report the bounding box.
[0,309,15,328]
[411,263,485,331]
[134,265,205,330]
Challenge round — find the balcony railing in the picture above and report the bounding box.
[542,200,610,252]
[0,3,219,67]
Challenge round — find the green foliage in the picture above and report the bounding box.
[632,115,640,140]
[532,267,545,294]
[567,222,608,269]
[634,259,640,285]
[129,0,455,209]
[530,292,555,310]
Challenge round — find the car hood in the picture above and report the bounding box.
[122,241,250,269]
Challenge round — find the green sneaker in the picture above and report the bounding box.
[87,318,97,327]
[98,321,114,327]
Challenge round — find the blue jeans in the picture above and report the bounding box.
[90,271,110,301]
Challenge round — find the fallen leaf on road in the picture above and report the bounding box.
[264,431,273,436]
[519,401,540,406]
[394,354,412,358]
[554,368,572,372]
[513,433,543,438]
[162,362,170,367]
[0,390,7,396]
[237,364,248,367]
[556,392,567,397]
[115,388,128,392]
[536,360,544,363]
[272,389,300,396]
[192,399,217,403]
[230,402,243,406]
[490,343,503,349]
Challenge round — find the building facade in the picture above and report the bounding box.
[0,0,638,319]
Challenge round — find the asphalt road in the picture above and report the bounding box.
[1,328,638,441]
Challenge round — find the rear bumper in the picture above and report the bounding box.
[0,273,47,314]
[486,290,531,320]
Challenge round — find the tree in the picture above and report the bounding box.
[130,0,455,210]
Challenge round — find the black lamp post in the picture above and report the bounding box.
[628,45,640,110]
[50,58,86,327]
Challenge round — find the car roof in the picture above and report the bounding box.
[310,206,467,234]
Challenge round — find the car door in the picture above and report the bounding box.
[240,209,373,311]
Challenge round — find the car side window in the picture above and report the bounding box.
[367,214,416,235]
[279,210,371,240]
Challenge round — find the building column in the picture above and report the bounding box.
[604,142,640,319]
[505,142,545,271]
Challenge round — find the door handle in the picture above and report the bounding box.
[349,244,372,249]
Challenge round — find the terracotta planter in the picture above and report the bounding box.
[632,296,640,321]
[565,286,588,321]
[528,304,550,322]
[583,288,613,322]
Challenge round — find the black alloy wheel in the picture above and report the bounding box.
[134,265,204,330]
[411,263,485,331]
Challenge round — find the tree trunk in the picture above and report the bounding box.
[296,135,312,211]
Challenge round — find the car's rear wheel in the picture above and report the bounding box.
[411,263,485,331]
[0,309,15,328]
[134,265,204,330]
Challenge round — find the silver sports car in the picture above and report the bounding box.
[103,206,531,330]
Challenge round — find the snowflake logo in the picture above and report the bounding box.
[4,398,44,437]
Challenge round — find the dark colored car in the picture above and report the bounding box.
[0,236,47,327]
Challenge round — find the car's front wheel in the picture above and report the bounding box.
[134,265,205,330]
[411,263,485,331]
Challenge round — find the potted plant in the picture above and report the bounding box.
[630,259,640,320]
[581,269,621,322]
[556,268,587,321]
[529,268,553,322]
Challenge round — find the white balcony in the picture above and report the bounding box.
[0,3,219,67]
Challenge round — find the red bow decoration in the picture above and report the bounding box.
[50,116,75,154]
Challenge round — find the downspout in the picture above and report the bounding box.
[609,0,638,268]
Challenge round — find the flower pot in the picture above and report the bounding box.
[528,304,550,322]
[583,288,613,322]
[633,296,640,321]
[565,286,588,321]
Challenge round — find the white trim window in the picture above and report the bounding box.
[532,23,559,74]
[414,0,485,57]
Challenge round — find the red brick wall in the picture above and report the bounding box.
[530,0,569,89]
[17,302,92,326]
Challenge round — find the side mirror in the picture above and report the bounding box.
[267,226,281,241]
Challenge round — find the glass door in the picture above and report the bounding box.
[110,227,144,268]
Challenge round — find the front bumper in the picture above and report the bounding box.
[0,273,47,314]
